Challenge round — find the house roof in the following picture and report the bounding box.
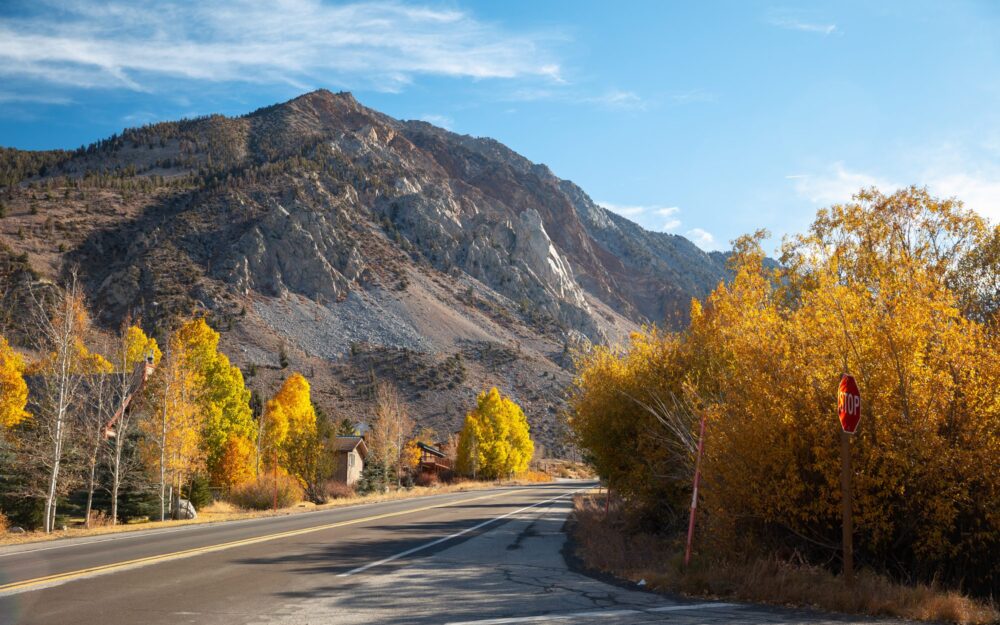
[335,436,368,459]
[417,442,445,458]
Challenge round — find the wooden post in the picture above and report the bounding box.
[684,412,707,567]
[840,429,854,586]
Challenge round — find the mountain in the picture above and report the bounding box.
[0,90,728,455]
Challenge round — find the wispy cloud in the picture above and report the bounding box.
[686,228,717,250]
[769,17,839,36]
[789,159,1000,224]
[511,87,650,111]
[599,202,677,218]
[419,113,454,130]
[0,0,563,93]
[599,202,686,233]
[598,201,648,217]
[788,162,892,205]
[587,89,647,111]
[0,91,72,105]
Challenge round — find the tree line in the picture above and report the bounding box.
[0,274,538,531]
[569,187,1000,596]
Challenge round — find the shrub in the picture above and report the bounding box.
[116,485,160,523]
[414,472,439,488]
[0,493,44,530]
[516,470,553,483]
[185,474,213,510]
[571,495,999,625]
[0,510,8,534]
[355,459,389,495]
[87,510,113,528]
[570,190,1000,596]
[229,474,304,510]
[323,481,355,500]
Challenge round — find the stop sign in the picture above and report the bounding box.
[838,374,862,434]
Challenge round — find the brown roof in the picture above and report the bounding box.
[334,436,368,458]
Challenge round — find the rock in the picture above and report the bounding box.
[7,526,25,534]
[175,498,197,520]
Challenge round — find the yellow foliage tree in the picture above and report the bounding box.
[123,324,162,369]
[0,335,29,428]
[263,372,317,478]
[145,329,205,520]
[173,318,256,486]
[456,388,533,480]
[217,433,256,489]
[402,427,437,471]
[569,187,1000,594]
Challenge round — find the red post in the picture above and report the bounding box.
[684,412,707,567]
[272,451,278,512]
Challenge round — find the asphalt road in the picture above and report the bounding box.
[0,481,906,624]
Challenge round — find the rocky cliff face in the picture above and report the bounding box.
[0,90,729,454]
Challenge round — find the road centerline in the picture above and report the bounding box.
[0,487,531,596]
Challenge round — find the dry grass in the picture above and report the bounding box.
[538,459,594,479]
[516,470,554,483]
[571,494,999,625]
[0,479,523,547]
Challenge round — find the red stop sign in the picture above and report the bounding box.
[838,374,862,434]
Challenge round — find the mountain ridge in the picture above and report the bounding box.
[0,89,729,454]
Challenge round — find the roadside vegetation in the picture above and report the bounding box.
[572,494,998,624]
[568,187,1000,622]
[0,279,553,540]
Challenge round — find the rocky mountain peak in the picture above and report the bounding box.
[0,91,730,454]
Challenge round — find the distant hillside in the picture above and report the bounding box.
[0,90,730,455]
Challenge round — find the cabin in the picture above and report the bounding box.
[417,442,452,475]
[333,436,368,485]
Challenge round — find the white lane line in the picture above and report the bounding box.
[336,488,582,577]
[0,488,520,559]
[648,602,737,612]
[445,602,738,624]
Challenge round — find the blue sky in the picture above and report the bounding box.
[2,0,999,251]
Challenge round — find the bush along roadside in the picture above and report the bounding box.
[569,493,999,625]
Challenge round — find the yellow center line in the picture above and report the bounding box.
[0,487,529,595]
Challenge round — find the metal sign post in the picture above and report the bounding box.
[837,374,861,586]
[840,429,853,585]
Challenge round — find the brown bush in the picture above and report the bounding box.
[323,481,355,499]
[0,510,8,535]
[571,495,999,625]
[229,474,304,510]
[86,510,113,528]
[414,472,439,488]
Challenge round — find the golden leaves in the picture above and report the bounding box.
[457,387,533,479]
[570,187,1000,588]
[0,334,29,428]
